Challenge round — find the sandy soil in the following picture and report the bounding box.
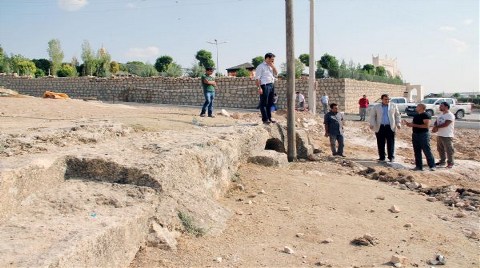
[1,95,478,268]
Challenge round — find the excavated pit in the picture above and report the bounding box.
[65,157,162,192]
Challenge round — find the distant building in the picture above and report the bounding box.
[226,62,255,78]
[372,55,402,78]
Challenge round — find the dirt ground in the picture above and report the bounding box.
[1,94,479,267]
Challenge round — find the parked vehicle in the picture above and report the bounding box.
[405,98,472,119]
[367,97,415,115]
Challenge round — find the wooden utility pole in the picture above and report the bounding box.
[308,0,316,114]
[286,0,296,162]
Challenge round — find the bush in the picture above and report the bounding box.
[35,69,45,77]
[57,64,76,77]
[236,68,250,77]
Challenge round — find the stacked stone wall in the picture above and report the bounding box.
[0,75,406,114]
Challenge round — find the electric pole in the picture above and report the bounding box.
[286,0,296,162]
[207,39,228,75]
[308,0,316,114]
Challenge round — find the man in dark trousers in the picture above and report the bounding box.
[255,53,278,124]
[324,103,345,157]
[403,103,436,171]
[368,94,401,162]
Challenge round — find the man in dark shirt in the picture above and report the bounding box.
[403,103,436,171]
[324,103,345,157]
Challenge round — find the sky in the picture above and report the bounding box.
[0,0,478,94]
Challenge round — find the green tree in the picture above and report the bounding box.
[362,64,375,74]
[125,61,146,76]
[375,66,387,77]
[187,62,205,78]
[16,60,37,76]
[57,64,76,77]
[110,61,120,74]
[0,46,11,73]
[10,54,33,75]
[319,53,339,78]
[35,69,45,77]
[142,63,158,77]
[47,39,64,76]
[252,56,264,68]
[95,48,111,77]
[236,68,250,77]
[32,59,51,75]
[164,62,183,77]
[81,40,96,76]
[195,50,215,69]
[339,59,347,70]
[281,59,305,79]
[299,54,310,67]
[154,55,173,73]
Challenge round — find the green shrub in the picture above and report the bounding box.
[57,64,76,77]
[178,211,206,237]
[236,68,250,77]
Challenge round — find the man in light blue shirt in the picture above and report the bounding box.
[369,94,401,162]
[255,52,278,124]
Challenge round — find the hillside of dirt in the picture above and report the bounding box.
[0,94,478,268]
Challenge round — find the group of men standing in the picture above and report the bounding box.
[198,52,455,171]
[323,93,455,171]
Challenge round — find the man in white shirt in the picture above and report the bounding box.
[255,52,278,124]
[432,102,455,168]
[296,91,305,111]
[321,92,329,114]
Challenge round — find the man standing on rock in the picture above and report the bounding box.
[368,94,401,163]
[200,67,216,118]
[255,53,278,124]
[403,103,436,171]
[432,102,455,168]
[324,103,345,157]
[358,94,369,121]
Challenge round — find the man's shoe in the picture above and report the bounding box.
[200,114,206,117]
[435,161,446,166]
[411,167,423,171]
[377,158,386,162]
[338,154,346,157]
[446,164,454,169]
[263,120,271,124]
[388,158,395,163]
[429,167,436,171]
[208,114,215,118]
[269,119,277,123]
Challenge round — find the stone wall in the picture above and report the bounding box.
[0,75,406,114]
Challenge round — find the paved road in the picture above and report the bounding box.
[343,113,480,129]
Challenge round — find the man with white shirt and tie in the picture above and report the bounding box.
[255,52,278,124]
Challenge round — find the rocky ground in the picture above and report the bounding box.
[0,92,479,268]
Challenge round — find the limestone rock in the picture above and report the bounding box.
[283,246,295,254]
[390,254,408,267]
[248,150,288,167]
[146,222,180,250]
[389,205,401,213]
[220,109,230,117]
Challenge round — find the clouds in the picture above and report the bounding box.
[438,18,474,53]
[447,38,468,52]
[463,19,473,25]
[125,47,160,59]
[438,26,456,32]
[58,0,88,11]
